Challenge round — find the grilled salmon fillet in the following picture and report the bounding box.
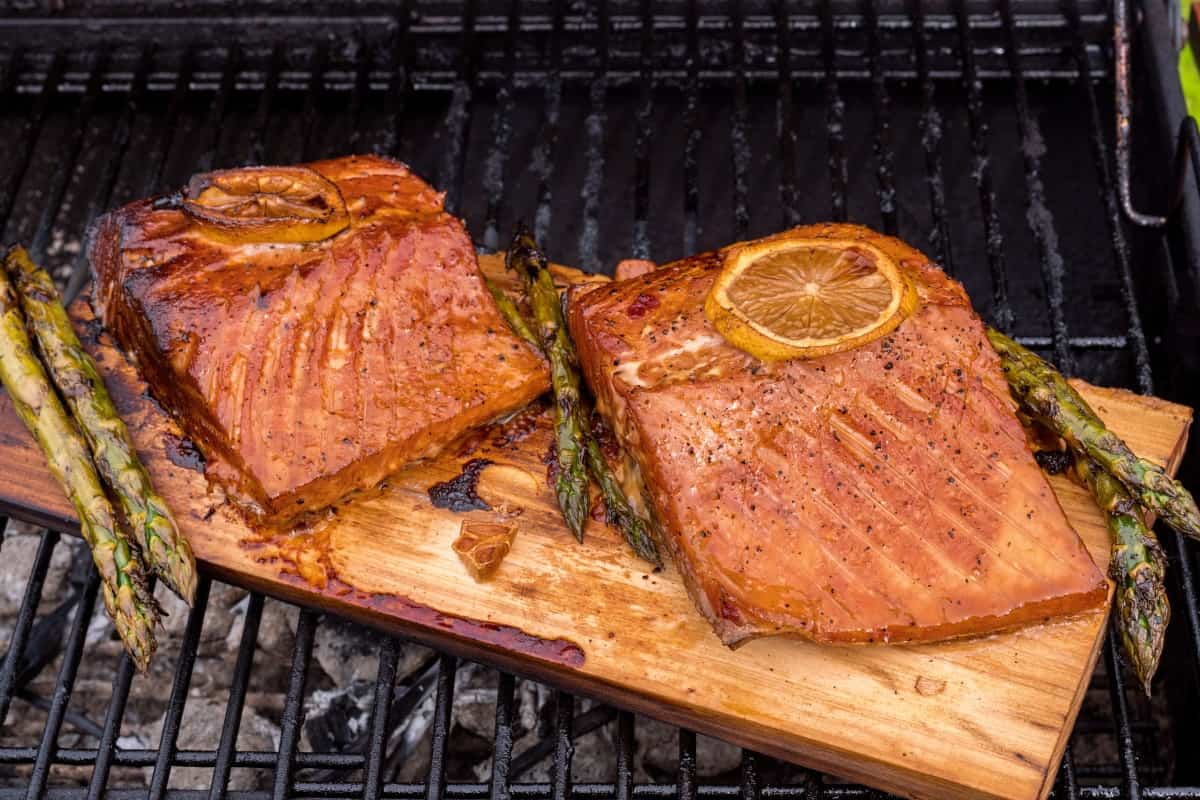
[568,224,1108,646]
[89,155,549,526]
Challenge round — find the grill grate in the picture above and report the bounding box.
[2,1,1200,798]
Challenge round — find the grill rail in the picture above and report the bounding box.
[1,0,1199,798]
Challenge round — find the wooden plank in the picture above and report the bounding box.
[0,257,1191,800]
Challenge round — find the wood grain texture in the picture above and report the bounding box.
[0,255,1191,800]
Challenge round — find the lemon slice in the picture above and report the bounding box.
[180,166,350,244]
[705,234,918,360]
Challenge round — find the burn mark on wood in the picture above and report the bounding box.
[428,458,494,512]
[164,432,206,472]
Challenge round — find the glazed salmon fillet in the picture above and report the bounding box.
[89,155,549,526]
[568,224,1107,645]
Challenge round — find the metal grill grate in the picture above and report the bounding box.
[1,1,1200,798]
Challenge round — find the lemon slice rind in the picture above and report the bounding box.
[180,166,351,245]
[705,236,918,361]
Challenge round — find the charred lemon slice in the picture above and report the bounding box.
[180,166,350,244]
[705,234,918,360]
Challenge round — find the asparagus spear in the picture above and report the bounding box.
[491,279,662,562]
[506,225,590,540]
[485,277,540,351]
[1074,454,1169,694]
[5,246,197,604]
[0,268,158,670]
[499,230,661,564]
[991,331,1171,691]
[583,438,662,566]
[986,327,1200,539]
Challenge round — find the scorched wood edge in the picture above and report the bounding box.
[0,254,1191,800]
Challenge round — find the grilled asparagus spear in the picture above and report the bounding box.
[506,225,590,540]
[0,268,158,670]
[499,230,661,564]
[5,246,197,604]
[990,330,1172,691]
[491,281,660,563]
[485,277,540,351]
[987,327,1200,539]
[583,437,662,566]
[1074,454,1169,694]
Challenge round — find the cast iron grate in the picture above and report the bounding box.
[1,0,1200,798]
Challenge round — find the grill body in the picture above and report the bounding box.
[1,1,1200,798]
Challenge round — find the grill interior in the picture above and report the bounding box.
[2,1,1200,798]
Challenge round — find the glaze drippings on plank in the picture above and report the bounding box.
[274,560,585,667]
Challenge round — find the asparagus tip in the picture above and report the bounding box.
[102,583,158,673]
[143,517,198,606]
[161,552,198,607]
[560,492,588,543]
[633,539,662,569]
[1118,555,1170,695]
[554,457,590,543]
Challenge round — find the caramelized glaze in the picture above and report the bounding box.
[568,224,1108,646]
[89,155,549,526]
